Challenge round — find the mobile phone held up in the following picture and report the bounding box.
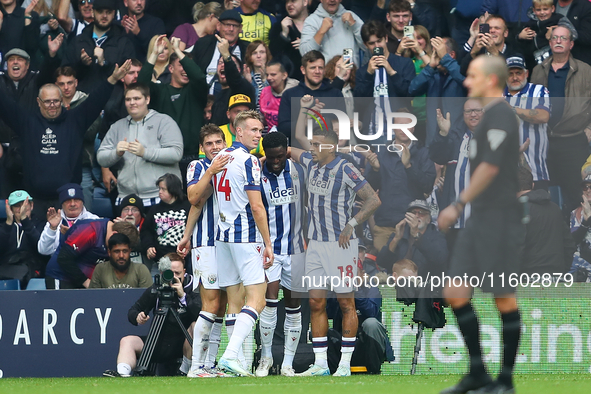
[372,47,384,57]
[342,48,353,67]
[404,25,414,39]
[479,23,490,34]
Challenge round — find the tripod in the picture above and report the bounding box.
[133,284,193,376]
[410,322,425,375]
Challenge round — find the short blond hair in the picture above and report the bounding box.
[234,109,264,130]
[532,0,554,7]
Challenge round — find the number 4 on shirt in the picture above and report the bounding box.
[216,169,232,201]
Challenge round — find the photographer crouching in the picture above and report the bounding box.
[103,253,201,377]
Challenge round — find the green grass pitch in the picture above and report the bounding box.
[1,374,590,394]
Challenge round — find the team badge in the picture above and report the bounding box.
[68,188,76,197]
[208,274,217,284]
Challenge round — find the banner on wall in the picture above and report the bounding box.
[380,286,591,375]
[1,286,590,377]
[0,289,149,378]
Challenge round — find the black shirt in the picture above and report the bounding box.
[470,99,520,210]
[547,61,569,129]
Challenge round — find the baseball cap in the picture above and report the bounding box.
[506,55,526,70]
[228,94,252,111]
[5,48,30,62]
[93,0,117,10]
[407,199,430,213]
[219,9,242,24]
[582,174,591,185]
[8,190,32,206]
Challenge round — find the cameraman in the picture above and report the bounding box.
[103,253,200,377]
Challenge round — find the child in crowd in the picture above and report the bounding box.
[518,0,568,65]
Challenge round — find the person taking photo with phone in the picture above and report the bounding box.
[459,14,518,76]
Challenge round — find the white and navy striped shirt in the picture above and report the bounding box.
[300,152,367,242]
[186,159,218,247]
[260,159,306,255]
[504,83,550,182]
[214,142,262,243]
[452,130,472,228]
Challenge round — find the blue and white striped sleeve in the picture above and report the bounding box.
[343,163,367,192]
[187,160,203,187]
[244,156,261,191]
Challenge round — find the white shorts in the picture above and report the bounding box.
[216,241,266,287]
[305,239,358,294]
[191,246,219,290]
[265,252,306,292]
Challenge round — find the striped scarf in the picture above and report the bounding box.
[253,73,264,112]
[369,67,393,136]
[454,130,472,228]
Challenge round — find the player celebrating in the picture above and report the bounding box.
[255,132,307,377]
[179,124,228,378]
[438,55,523,394]
[188,110,273,377]
[291,95,381,377]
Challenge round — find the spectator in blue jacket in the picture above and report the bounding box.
[364,112,436,251]
[376,199,448,277]
[408,36,466,146]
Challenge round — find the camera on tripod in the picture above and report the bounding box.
[152,269,178,307]
[134,269,193,376]
[395,277,446,374]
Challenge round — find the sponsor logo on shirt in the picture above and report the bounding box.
[269,186,299,206]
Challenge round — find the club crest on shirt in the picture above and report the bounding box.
[186,161,197,182]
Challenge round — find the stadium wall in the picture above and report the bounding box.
[0,286,589,377]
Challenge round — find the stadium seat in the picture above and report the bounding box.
[26,278,46,290]
[0,279,21,290]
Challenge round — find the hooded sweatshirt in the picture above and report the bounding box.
[0,80,114,199]
[299,4,365,67]
[97,109,184,200]
[259,78,299,131]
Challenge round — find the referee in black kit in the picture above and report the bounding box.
[438,55,524,394]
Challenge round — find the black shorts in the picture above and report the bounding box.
[448,207,525,295]
[139,334,185,363]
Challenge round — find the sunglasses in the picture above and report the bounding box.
[79,0,93,5]
[583,184,591,191]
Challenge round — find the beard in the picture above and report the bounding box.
[509,79,527,92]
[110,257,132,272]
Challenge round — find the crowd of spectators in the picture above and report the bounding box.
[1,0,591,291]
